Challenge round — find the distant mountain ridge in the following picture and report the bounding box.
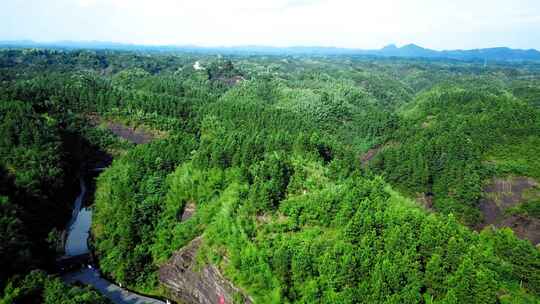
[1,40,540,62]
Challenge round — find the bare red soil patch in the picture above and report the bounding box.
[87,113,156,144]
[497,215,540,245]
[478,176,540,244]
[105,122,154,144]
[216,75,245,86]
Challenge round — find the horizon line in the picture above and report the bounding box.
[1,39,539,53]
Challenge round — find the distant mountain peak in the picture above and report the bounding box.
[401,43,424,50]
[379,43,436,57]
[382,44,398,50]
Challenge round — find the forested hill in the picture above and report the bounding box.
[1,49,539,303]
[2,41,540,62]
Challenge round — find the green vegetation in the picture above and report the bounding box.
[1,48,539,303]
[93,135,197,291]
[0,100,70,285]
[371,87,540,224]
[1,270,110,304]
[507,200,540,220]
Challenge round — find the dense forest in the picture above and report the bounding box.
[0,48,539,303]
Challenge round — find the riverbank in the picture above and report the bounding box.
[61,170,170,304]
[63,268,165,304]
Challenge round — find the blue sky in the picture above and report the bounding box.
[1,0,540,50]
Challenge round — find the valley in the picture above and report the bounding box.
[1,48,539,304]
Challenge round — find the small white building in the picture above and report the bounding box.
[193,61,205,70]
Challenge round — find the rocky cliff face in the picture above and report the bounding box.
[159,237,252,304]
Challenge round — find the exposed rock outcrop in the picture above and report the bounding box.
[415,192,434,210]
[159,237,252,304]
[360,145,382,167]
[181,202,196,221]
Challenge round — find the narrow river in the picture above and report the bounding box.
[65,178,91,256]
[63,176,167,304]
